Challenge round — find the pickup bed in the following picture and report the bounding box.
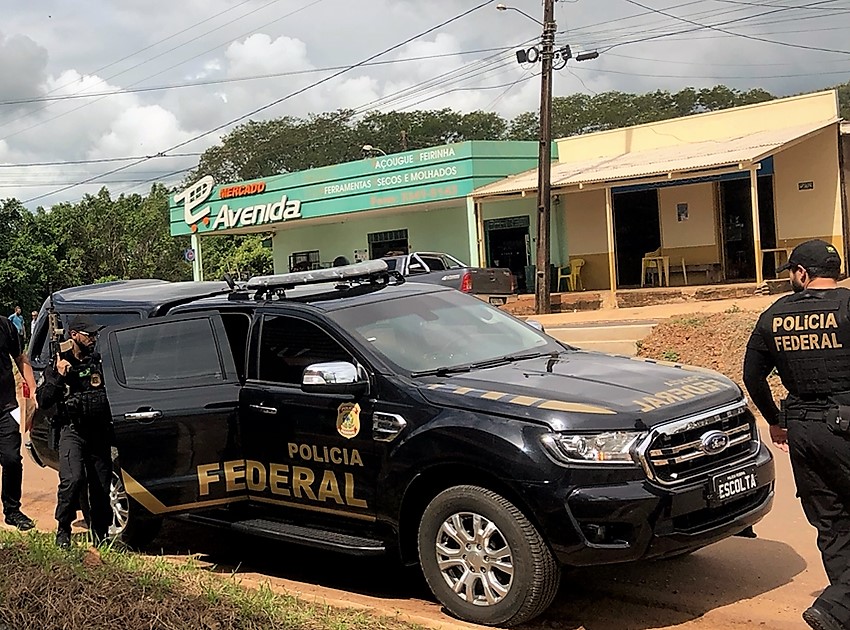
[380,251,514,305]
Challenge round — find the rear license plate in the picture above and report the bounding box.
[488,297,507,305]
[711,466,758,502]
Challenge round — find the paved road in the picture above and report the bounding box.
[18,423,824,630]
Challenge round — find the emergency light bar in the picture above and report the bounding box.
[246,260,398,293]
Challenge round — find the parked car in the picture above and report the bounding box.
[380,251,514,305]
[26,261,774,627]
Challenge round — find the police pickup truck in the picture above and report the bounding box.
[27,262,775,627]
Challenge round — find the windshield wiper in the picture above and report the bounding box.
[410,351,561,378]
[410,364,474,378]
[471,350,561,369]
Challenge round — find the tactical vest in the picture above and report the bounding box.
[60,352,110,425]
[763,287,850,399]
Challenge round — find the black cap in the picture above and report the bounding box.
[68,314,103,334]
[777,239,842,273]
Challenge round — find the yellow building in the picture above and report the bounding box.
[473,90,844,294]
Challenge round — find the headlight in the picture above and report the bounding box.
[540,431,644,465]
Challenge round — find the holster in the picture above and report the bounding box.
[826,405,850,435]
[47,421,62,450]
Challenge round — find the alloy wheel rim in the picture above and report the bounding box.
[434,511,515,606]
[108,473,129,538]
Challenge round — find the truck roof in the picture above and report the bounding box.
[48,277,448,316]
[50,279,231,315]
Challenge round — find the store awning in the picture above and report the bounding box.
[472,118,839,198]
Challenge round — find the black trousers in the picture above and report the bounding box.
[0,411,23,517]
[788,419,850,624]
[55,424,112,539]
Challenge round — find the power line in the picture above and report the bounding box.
[565,0,847,50]
[0,0,326,139]
[0,153,202,169]
[0,46,520,107]
[21,0,500,205]
[617,0,850,55]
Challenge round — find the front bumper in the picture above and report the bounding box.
[524,443,775,566]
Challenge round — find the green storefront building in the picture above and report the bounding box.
[170,141,561,292]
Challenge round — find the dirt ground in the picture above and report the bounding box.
[11,294,833,630]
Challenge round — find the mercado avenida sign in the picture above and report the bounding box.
[173,175,302,234]
[169,142,543,237]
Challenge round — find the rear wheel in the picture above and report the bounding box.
[108,471,161,549]
[417,485,561,627]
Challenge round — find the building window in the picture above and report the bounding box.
[289,250,321,272]
[368,229,409,259]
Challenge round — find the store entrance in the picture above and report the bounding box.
[485,216,531,293]
[368,229,410,259]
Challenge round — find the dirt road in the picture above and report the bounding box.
[16,424,822,630]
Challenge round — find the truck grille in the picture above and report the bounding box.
[639,401,758,486]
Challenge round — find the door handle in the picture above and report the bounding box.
[249,404,278,415]
[124,410,162,422]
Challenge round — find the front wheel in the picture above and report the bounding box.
[417,485,561,627]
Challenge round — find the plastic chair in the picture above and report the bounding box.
[641,247,663,287]
[557,258,585,291]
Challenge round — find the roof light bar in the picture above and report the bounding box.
[246,260,392,291]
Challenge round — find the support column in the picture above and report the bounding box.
[465,196,482,267]
[605,187,618,306]
[750,166,763,284]
[191,233,204,282]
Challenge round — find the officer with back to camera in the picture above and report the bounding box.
[36,315,112,549]
[743,239,850,630]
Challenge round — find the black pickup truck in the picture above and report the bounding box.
[27,262,774,627]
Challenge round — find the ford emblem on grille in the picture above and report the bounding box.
[700,430,730,455]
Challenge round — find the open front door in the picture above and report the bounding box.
[101,313,244,516]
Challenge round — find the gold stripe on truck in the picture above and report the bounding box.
[424,383,615,415]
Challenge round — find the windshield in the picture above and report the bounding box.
[330,290,563,374]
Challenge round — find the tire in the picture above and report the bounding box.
[108,470,162,549]
[417,485,561,627]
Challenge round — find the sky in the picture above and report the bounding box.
[2,0,850,209]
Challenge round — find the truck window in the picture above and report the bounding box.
[258,315,351,385]
[114,318,225,387]
[33,311,143,368]
[418,255,446,271]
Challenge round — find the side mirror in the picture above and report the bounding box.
[526,319,545,332]
[302,361,369,396]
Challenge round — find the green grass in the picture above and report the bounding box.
[0,531,426,630]
[661,349,681,362]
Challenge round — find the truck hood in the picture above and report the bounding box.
[417,350,742,432]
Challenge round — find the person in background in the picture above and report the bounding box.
[30,312,37,339]
[8,307,25,346]
[0,312,36,532]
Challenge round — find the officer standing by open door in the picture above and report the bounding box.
[744,239,850,630]
[36,315,112,549]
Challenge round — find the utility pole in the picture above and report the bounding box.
[535,0,556,315]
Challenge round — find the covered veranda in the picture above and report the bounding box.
[472,115,843,301]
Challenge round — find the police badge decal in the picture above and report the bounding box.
[336,403,361,439]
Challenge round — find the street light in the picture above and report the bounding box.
[362,144,387,156]
[495,3,543,26]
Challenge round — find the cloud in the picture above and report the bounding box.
[1,0,848,208]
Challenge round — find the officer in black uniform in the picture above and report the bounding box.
[36,315,112,549]
[744,239,850,630]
